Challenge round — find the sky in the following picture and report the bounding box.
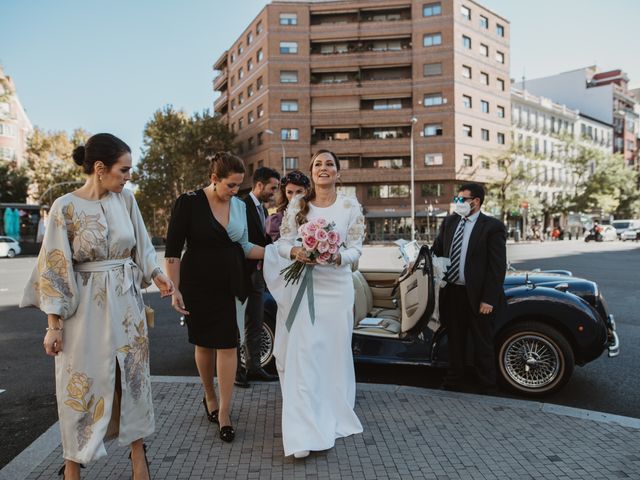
[2,0,639,165]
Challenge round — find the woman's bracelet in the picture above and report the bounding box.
[46,326,63,332]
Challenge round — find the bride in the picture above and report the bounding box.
[263,150,365,458]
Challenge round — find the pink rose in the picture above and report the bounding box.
[328,244,338,254]
[317,241,330,253]
[303,235,318,251]
[327,231,339,244]
[315,228,328,242]
[306,223,318,234]
[315,218,328,227]
[317,252,332,264]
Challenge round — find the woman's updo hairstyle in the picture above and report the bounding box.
[208,151,245,179]
[72,133,131,174]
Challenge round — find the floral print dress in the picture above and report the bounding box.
[21,189,160,464]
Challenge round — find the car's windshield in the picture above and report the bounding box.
[612,221,630,229]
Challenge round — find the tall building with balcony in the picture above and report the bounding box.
[0,66,32,167]
[213,0,510,241]
[516,66,639,171]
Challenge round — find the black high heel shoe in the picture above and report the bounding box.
[129,443,150,480]
[202,396,219,424]
[219,423,235,443]
[58,463,85,478]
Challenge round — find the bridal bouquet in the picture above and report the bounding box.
[280,218,343,286]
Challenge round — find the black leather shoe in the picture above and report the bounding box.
[202,396,219,424]
[247,367,278,382]
[234,369,250,388]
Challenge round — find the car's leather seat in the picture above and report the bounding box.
[352,271,401,335]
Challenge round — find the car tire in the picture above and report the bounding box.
[7,249,15,258]
[497,321,574,397]
[239,321,276,371]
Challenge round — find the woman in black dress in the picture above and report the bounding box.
[165,152,264,442]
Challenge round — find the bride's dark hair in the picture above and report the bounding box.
[296,150,340,226]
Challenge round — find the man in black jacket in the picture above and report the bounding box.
[432,182,507,392]
[236,167,280,387]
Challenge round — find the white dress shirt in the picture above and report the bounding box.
[455,210,480,285]
[249,192,265,229]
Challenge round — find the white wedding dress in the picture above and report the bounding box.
[263,194,365,456]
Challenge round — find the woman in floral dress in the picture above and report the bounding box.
[21,133,174,480]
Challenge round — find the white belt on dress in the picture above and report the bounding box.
[74,258,137,294]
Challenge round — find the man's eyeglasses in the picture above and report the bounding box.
[453,196,474,204]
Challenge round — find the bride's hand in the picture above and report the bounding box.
[291,247,316,264]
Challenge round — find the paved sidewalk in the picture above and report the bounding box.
[2,377,639,480]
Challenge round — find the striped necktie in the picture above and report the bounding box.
[445,217,468,284]
[257,204,266,230]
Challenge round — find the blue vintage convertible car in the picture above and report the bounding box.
[253,245,619,397]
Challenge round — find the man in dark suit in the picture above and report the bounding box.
[236,167,281,387]
[432,182,507,392]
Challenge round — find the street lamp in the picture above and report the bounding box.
[265,129,287,175]
[410,117,418,241]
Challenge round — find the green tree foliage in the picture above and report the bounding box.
[133,107,235,237]
[0,161,29,202]
[26,127,90,204]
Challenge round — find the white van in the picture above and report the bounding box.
[611,219,640,238]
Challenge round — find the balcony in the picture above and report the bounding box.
[214,92,228,112]
[213,69,228,92]
[310,38,412,69]
[310,7,411,38]
[310,66,412,97]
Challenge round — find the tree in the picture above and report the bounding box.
[26,127,90,204]
[133,107,235,237]
[0,161,29,202]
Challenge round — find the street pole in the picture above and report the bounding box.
[281,141,287,176]
[410,117,418,241]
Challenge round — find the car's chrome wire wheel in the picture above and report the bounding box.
[503,335,561,388]
[239,323,275,368]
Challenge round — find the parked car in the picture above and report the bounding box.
[611,219,640,239]
[254,244,620,398]
[0,236,21,258]
[584,225,617,242]
[621,228,640,242]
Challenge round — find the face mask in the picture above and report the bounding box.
[453,201,471,217]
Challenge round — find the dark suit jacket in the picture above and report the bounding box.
[242,194,271,272]
[432,212,507,313]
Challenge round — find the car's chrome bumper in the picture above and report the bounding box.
[607,314,620,358]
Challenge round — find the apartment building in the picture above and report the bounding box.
[0,66,32,167]
[213,0,510,241]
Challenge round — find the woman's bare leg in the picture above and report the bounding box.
[216,347,237,427]
[195,346,219,412]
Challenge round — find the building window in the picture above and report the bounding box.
[368,184,410,199]
[424,153,443,166]
[281,128,299,141]
[497,132,505,144]
[373,99,403,110]
[480,15,488,29]
[463,154,473,167]
[462,35,472,49]
[247,163,254,176]
[257,76,264,90]
[424,62,442,76]
[238,67,244,80]
[247,84,254,97]
[248,111,255,124]
[248,137,255,149]
[285,157,299,169]
[247,32,253,45]
[281,100,299,112]
[238,118,243,130]
[424,124,443,136]
[481,100,489,113]
[423,93,443,107]
[257,49,263,62]
[423,3,442,16]
[423,33,442,47]
[461,5,471,20]
[480,71,489,85]
[280,70,298,83]
[497,78,505,91]
[496,23,505,37]
[247,59,253,71]
[231,122,235,133]
[481,128,489,141]
[479,43,488,57]
[0,147,15,160]
[0,123,16,137]
[462,124,472,137]
[280,13,298,25]
[280,41,298,54]
[337,185,357,196]
[421,183,442,197]
[258,132,264,145]
[238,92,244,104]
[495,51,505,64]
[230,53,235,63]
[256,21,263,34]
[230,99,236,110]
[238,43,243,55]
[497,105,505,118]
[462,95,472,108]
[462,65,472,79]
[257,104,264,117]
